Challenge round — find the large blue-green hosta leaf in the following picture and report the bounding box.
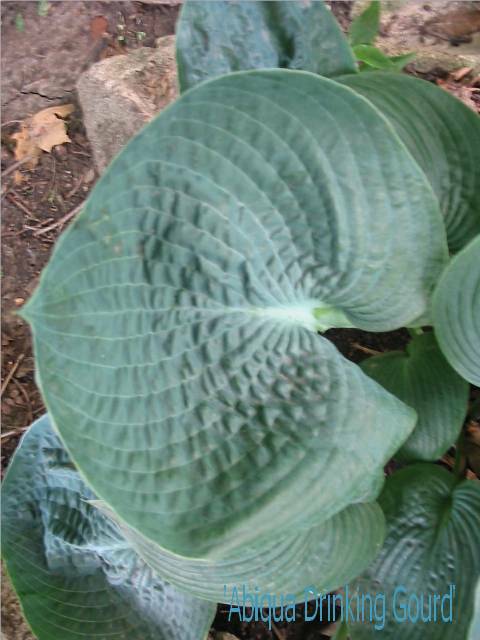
[338,72,480,251]
[1,415,216,640]
[349,464,480,640]
[23,70,447,557]
[96,498,385,603]
[176,0,357,92]
[433,235,480,386]
[361,332,469,462]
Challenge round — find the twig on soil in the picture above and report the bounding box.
[1,120,22,128]
[29,201,84,236]
[442,453,455,470]
[1,156,34,179]
[23,219,55,233]
[6,191,42,222]
[2,229,29,238]
[351,342,383,357]
[0,426,29,441]
[65,174,85,199]
[71,150,91,158]
[320,622,339,637]
[0,353,25,398]
[44,154,57,204]
[11,378,33,425]
[271,623,286,640]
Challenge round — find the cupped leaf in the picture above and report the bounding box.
[23,70,446,557]
[349,464,480,640]
[433,235,480,386]
[361,332,469,462]
[176,0,357,92]
[1,415,216,640]
[96,499,385,603]
[349,1,380,46]
[337,72,480,251]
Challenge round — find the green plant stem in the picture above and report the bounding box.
[407,327,423,338]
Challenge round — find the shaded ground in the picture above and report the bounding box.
[1,0,179,466]
[1,3,479,640]
[1,1,179,121]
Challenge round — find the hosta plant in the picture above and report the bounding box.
[2,2,479,639]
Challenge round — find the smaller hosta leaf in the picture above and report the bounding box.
[95,499,385,604]
[349,464,480,640]
[337,72,480,251]
[1,415,216,640]
[176,0,357,92]
[349,1,380,46]
[433,235,480,386]
[361,332,469,462]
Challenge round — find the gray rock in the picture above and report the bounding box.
[76,36,178,173]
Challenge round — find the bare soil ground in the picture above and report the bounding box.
[1,0,179,467]
[1,3,479,640]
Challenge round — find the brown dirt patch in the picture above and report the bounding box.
[1,0,179,471]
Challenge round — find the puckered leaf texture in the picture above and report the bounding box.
[1,415,216,640]
[349,464,480,640]
[176,0,357,92]
[23,70,447,557]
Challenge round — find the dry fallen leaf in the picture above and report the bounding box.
[13,169,24,185]
[11,104,74,169]
[90,15,108,39]
[83,167,96,184]
[466,419,480,446]
[451,66,473,82]
[436,80,479,113]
